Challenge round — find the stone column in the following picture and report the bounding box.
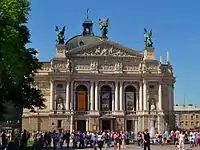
[136,92,139,111]
[94,81,98,111]
[50,80,53,110]
[70,81,74,111]
[70,115,73,133]
[134,120,138,139]
[65,82,70,111]
[158,82,162,110]
[139,82,143,111]
[111,120,113,131]
[143,79,147,111]
[119,81,123,111]
[115,82,119,111]
[112,92,115,111]
[86,120,89,131]
[168,85,172,111]
[90,81,94,111]
[157,116,162,133]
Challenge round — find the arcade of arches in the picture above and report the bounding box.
[49,80,166,133]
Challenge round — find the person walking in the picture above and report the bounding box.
[143,129,151,150]
[178,130,185,150]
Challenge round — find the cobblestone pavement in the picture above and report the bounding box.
[43,144,200,150]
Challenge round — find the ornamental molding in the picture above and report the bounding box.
[73,81,90,90]
[98,81,115,90]
[123,82,139,91]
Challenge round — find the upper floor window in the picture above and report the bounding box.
[56,84,63,89]
[185,121,188,126]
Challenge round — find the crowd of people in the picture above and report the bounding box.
[0,128,200,150]
[137,129,200,150]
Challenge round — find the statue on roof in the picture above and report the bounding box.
[99,18,109,38]
[144,28,153,47]
[55,26,65,45]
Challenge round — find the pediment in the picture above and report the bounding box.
[68,40,142,57]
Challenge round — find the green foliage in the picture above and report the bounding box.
[0,0,45,119]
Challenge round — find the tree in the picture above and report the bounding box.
[0,0,45,119]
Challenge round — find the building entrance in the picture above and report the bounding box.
[102,120,111,131]
[127,120,134,131]
[77,120,86,131]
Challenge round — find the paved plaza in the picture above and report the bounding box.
[44,144,199,150]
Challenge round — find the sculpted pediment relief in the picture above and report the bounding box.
[70,41,142,57]
[80,46,133,56]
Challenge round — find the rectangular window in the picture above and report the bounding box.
[57,120,62,128]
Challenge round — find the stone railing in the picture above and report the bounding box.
[125,111,136,115]
[100,111,112,115]
[74,111,88,115]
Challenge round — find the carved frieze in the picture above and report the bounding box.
[79,46,134,57]
[99,64,115,71]
[40,63,51,72]
[145,63,159,73]
[53,62,69,72]
[75,64,90,70]
[124,65,139,71]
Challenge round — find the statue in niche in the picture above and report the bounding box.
[115,62,122,71]
[55,26,66,45]
[144,28,153,47]
[99,18,109,38]
[90,61,97,70]
[149,98,156,111]
[56,97,65,110]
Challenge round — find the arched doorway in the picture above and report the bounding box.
[124,85,137,111]
[75,85,88,112]
[100,85,112,111]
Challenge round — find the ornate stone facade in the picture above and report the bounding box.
[22,20,175,134]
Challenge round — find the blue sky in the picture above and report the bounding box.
[28,0,200,105]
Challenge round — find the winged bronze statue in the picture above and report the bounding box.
[144,28,153,47]
[55,26,66,45]
[99,18,110,38]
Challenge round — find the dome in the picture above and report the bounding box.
[65,35,103,50]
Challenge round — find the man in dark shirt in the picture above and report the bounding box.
[65,130,70,148]
[143,129,151,150]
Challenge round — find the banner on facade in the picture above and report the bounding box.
[77,91,86,111]
[101,92,111,111]
[125,92,134,111]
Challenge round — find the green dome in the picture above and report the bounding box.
[65,35,102,50]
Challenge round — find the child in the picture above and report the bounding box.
[189,134,194,148]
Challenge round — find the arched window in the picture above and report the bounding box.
[100,85,112,111]
[124,85,136,111]
[75,85,88,111]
